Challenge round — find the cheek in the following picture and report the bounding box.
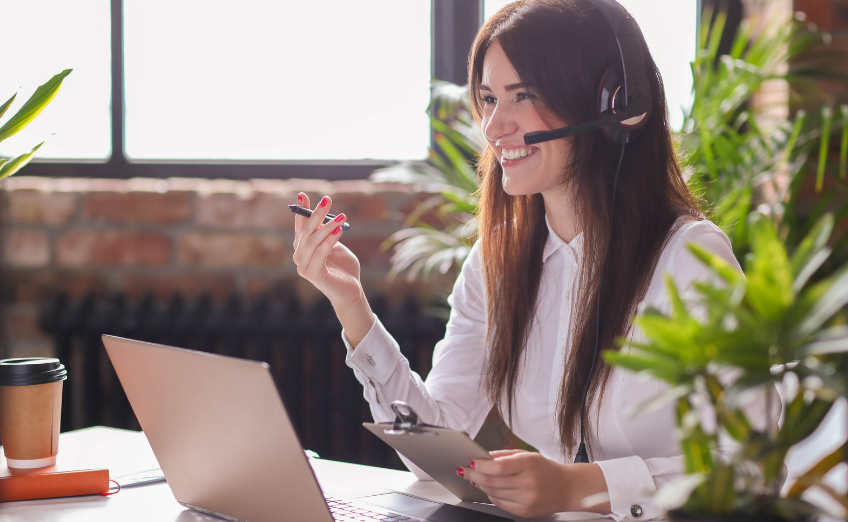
[545,143,570,169]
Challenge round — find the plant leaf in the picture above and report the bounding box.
[0,69,72,143]
[0,94,16,121]
[0,142,44,179]
[789,212,833,286]
[799,263,848,336]
[787,444,845,497]
[816,105,832,192]
[803,325,848,355]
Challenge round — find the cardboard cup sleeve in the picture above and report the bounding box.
[0,382,64,469]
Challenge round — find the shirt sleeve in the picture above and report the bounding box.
[596,220,780,521]
[342,242,492,476]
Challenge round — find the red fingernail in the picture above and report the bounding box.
[470,461,475,469]
[472,482,477,486]
[319,196,329,207]
[456,468,464,477]
[298,194,303,203]
[334,213,346,222]
[333,226,341,235]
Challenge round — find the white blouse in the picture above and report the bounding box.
[342,217,745,521]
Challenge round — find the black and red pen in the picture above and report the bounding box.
[288,205,350,232]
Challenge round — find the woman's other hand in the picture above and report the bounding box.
[292,193,375,346]
[458,450,611,518]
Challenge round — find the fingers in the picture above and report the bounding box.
[300,215,347,277]
[471,450,528,476]
[294,210,348,277]
[293,193,310,248]
[460,467,520,491]
[293,194,333,265]
[488,449,525,458]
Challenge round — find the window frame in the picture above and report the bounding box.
[24,1,722,180]
[23,0,483,180]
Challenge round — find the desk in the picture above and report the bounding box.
[0,427,603,522]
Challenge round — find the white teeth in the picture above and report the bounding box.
[502,147,537,161]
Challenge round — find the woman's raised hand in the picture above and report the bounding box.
[292,193,375,347]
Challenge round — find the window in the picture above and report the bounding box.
[123,1,431,161]
[10,1,700,178]
[484,0,697,131]
[0,0,111,160]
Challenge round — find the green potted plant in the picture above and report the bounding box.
[0,69,72,178]
[605,211,848,522]
[371,79,482,290]
[680,7,848,267]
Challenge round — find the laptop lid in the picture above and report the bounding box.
[101,335,333,522]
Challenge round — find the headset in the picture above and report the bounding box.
[520,0,653,464]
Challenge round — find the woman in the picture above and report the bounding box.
[293,1,748,520]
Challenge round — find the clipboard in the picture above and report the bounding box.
[363,401,492,504]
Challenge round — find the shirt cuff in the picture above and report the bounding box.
[595,455,660,521]
[343,316,406,385]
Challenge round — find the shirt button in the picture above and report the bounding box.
[630,504,643,518]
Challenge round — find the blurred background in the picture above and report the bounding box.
[0,0,845,476]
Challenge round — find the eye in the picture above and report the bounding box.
[481,94,496,105]
[516,92,535,102]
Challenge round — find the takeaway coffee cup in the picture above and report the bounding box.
[0,358,67,469]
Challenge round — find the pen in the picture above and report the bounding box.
[288,204,350,232]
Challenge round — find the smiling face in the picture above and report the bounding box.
[479,40,572,197]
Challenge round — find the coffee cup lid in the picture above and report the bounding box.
[0,358,67,386]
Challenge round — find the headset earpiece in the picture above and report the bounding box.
[598,65,649,144]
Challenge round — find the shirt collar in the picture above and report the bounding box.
[543,214,583,263]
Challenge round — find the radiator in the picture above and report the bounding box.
[39,291,446,469]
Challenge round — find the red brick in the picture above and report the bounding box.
[4,229,50,267]
[329,193,388,224]
[120,273,237,300]
[6,190,77,226]
[178,232,289,268]
[56,231,171,267]
[83,191,192,225]
[796,1,848,32]
[196,193,293,229]
[340,236,391,268]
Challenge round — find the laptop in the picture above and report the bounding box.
[101,335,514,522]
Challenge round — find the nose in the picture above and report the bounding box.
[482,102,519,143]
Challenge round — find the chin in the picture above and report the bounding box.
[501,172,538,197]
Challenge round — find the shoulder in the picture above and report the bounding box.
[662,219,737,270]
[648,218,742,298]
[448,239,488,317]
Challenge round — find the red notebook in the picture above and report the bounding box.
[0,462,109,501]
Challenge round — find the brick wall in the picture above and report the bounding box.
[0,176,441,359]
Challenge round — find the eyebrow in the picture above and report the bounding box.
[479,82,530,92]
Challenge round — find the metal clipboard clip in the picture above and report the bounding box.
[383,401,438,436]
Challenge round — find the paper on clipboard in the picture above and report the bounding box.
[363,402,493,504]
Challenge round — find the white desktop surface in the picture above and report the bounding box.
[0,427,604,522]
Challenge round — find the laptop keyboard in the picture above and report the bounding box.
[326,496,421,522]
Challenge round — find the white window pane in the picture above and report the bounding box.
[484,0,696,131]
[0,0,112,160]
[124,1,431,161]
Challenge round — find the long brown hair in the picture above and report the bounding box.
[469,0,702,458]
